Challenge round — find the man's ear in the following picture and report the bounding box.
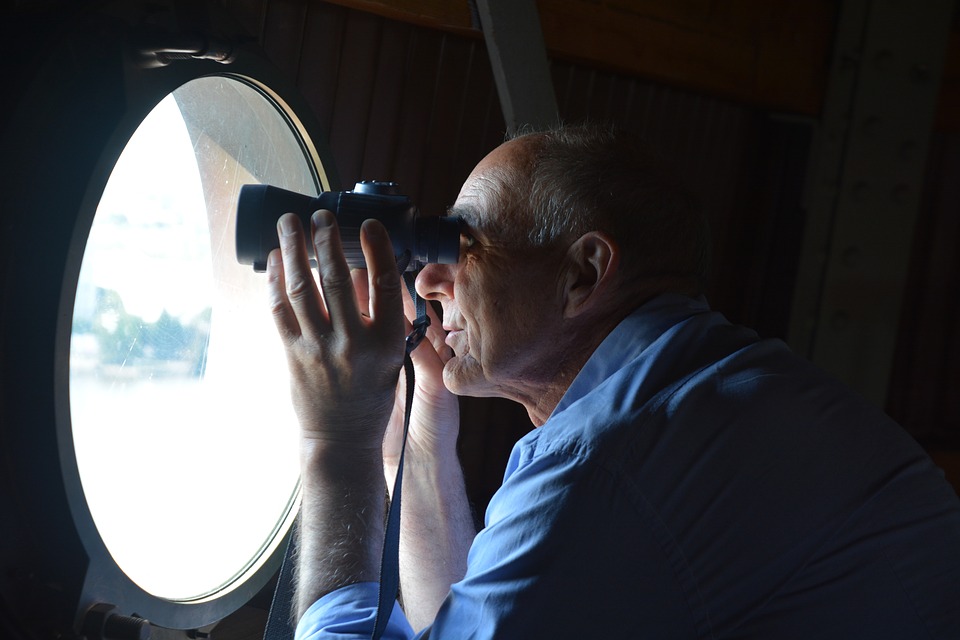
[562,231,620,318]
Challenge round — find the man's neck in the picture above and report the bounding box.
[520,311,628,427]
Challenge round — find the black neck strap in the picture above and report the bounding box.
[372,270,428,638]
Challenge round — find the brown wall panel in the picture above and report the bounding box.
[6,2,960,637]
[360,21,412,181]
[451,55,506,185]
[260,0,309,82]
[389,28,445,204]
[224,0,960,505]
[297,3,347,146]
[327,10,382,183]
[889,132,960,449]
[221,0,798,510]
[416,35,476,215]
[320,0,836,116]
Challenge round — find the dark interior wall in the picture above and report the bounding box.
[228,0,794,322]
[5,0,956,509]
[248,1,508,217]
[888,131,960,469]
[217,0,815,510]
[1,1,957,637]
[217,0,960,501]
[243,0,796,324]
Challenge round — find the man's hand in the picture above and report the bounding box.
[266,210,406,619]
[354,269,474,631]
[268,211,405,450]
[350,271,460,483]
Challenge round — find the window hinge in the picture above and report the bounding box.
[81,603,151,640]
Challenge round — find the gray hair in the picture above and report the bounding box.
[508,123,711,293]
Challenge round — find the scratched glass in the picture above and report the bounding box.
[69,77,315,600]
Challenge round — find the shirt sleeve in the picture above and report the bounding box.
[425,446,702,639]
[295,446,699,639]
[294,582,416,640]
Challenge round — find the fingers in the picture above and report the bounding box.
[423,300,452,363]
[275,213,327,342]
[397,267,452,366]
[270,211,404,352]
[352,269,371,318]
[361,219,403,328]
[266,248,301,343]
[311,210,360,334]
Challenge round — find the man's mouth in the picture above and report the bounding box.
[443,326,464,351]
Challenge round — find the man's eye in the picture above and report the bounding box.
[461,233,476,249]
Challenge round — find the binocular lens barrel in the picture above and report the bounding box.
[235,183,459,272]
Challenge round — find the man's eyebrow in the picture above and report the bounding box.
[447,205,478,227]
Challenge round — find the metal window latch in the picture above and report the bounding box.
[134,33,235,68]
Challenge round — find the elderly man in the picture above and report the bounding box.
[268,125,960,638]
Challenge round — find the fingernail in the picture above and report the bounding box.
[363,218,385,238]
[279,215,297,236]
[313,210,333,228]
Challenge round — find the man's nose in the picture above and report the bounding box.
[416,262,455,301]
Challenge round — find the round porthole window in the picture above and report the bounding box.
[69,76,312,602]
[0,4,340,636]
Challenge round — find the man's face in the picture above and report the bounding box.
[415,141,568,408]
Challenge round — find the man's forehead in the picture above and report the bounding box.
[451,174,503,228]
[450,184,515,236]
[450,137,539,232]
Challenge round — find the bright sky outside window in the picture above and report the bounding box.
[69,76,317,601]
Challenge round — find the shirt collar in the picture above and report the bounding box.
[550,293,711,418]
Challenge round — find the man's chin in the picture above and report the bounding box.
[441,356,496,398]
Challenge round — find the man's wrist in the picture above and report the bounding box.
[296,438,387,616]
[302,437,383,477]
[384,440,460,477]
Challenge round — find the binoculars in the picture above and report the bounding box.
[236,181,460,272]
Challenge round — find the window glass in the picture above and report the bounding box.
[69,76,313,601]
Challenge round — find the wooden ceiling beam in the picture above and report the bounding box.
[474,0,559,133]
[319,0,960,126]
[317,0,478,35]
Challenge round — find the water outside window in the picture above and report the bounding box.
[69,76,317,600]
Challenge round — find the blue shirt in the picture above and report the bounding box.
[297,294,960,639]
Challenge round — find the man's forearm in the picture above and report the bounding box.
[297,441,387,620]
[390,453,476,631]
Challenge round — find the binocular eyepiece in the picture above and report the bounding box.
[236,181,460,272]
